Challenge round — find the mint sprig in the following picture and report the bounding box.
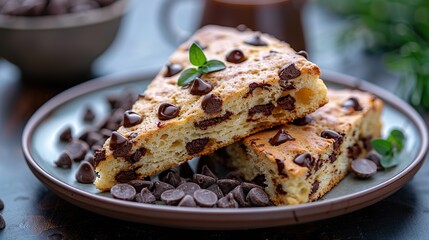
[177,42,226,86]
[371,129,406,168]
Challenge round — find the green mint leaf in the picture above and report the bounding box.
[189,43,207,67]
[199,60,227,73]
[177,68,200,86]
[371,139,394,156]
[387,129,405,152]
[380,155,400,168]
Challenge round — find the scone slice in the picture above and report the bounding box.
[226,89,383,205]
[94,25,328,191]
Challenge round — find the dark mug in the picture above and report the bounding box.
[159,0,307,51]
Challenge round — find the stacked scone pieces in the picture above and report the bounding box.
[93,25,383,206]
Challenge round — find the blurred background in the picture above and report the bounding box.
[1,0,426,111]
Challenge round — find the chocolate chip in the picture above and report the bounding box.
[86,131,103,147]
[83,107,96,122]
[201,94,222,114]
[100,128,112,138]
[123,111,142,128]
[194,111,233,130]
[248,103,275,117]
[246,188,269,206]
[277,95,295,110]
[236,24,248,32]
[135,188,156,204]
[193,189,218,207]
[276,184,287,194]
[54,151,73,168]
[78,129,90,142]
[244,82,271,98]
[161,189,185,205]
[129,180,153,193]
[251,174,267,188]
[206,183,224,199]
[342,97,363,111]
[75,161,96,184]
[93,149,106,166]
[158,103,180,120]
[115,170,137,183]
[164,63,183,77]
[278,63,300,90]
[152,181,175,199]
[0,198,3,210]
[186,137,209,155]
[177,182,201,196]
[59,126,73,142]
[321,130,343,150]
[292,115,313,126]
[269,129,294,146]
[126,148,146,164]
[193,174,216,189]
[293,153,312,169]
[217,193,239,208]
[162,172,183,187]
[45,0,69,15]
[178,162,195,178]
[109,131,132,158]
[226,49,247,63]
[177,195,197,207]
[241,182,264,195]
[366,151,384,171]
[65,140,89,161]
[224,171,243,181]
[275,158,285,176]
[244,34,268,46]
[189,78,213,95]
[351,159,377,178]
[111,184,136,201]
[231,185,249,207]
[0,214,5,230]
[310,180,320,196]
[296,50,308,59]
[201,165,218,180]
[348,143,362,159]
[217,179,241,195]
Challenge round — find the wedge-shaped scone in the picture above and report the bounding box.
[226,89,383,205]
[94,25,328,191]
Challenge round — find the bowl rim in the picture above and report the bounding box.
[0,0,130,30]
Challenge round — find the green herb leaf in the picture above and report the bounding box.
[370,129,406,169]
[387,129,405,152]
[177,68,200,86]
[199,60,227,73]
[371,139,394,156]
[380,155,399,168]
[189,43,207,67]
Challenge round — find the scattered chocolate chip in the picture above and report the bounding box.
[152,181,175,199]
[231,185,248,207]
[244,82,271,98]
[201,94,222,114]
[178,162,195,178]
[0,198,3,210]
[109,131,132,158]
[248,103,275,116]
[366,151,384,171]
[310,180,320,196]
[342,97,363,111]
[217,179,241,195]
[293,153,312,169]
[206,183,224,199]
[65,140,89,161]
[226,49,247,63]
[217,193,239,208]
[194,111,233,130]
[269,129,294,146]
[189,78,213,95]
[186,137,209,155]
[0,214,5,230]
[193,189,218,207]
[93,149,106,166]
[86,131,103,147]
[177,195,197,207]
[59,126,73,142]
[54,151,73,168]
[111,184,136,201]
[236,24,248,32]
[75,161,96,184]
[292,115,313,126]
[177,182,201,196]
[83,107,96,122]
[123,111,142,128]
[100,128,112,138]
[244,34,268,46]
[277,95,295,110]
[201,165,218,180]
[78,129,90,142]
[246,188,269,206]
[162,172,183,188]
[164,63,183,77]
[296,50,308,59]
[158,103,180,120]
[241,182,263,195]
[115,170,137,183]
[193,174,216,189]
[135,188,156,204]
[351,159,377,178]
[161,189,185,205]
[129,179,153,193]
[321,130,343,150]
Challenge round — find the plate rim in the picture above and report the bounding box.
[21,69,429,229]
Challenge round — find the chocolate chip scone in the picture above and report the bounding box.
[225,89,383,205]
[94,25,328,191]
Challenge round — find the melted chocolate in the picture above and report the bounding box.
[158,103,180,120]
[201,94,222,114]
[269,129,294,146]
[190,78,213,95]
[226,49,247,63]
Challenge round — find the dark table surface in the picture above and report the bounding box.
[1,1,429,239]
